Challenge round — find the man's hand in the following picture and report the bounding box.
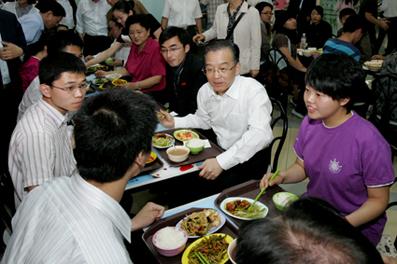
[0,41,23,60]
[95,70,108,78]
[157,109,175,128]
[199,158,223,180]
[131,202,165,231]
[378,19,390,31]
[193,34,205,43]
[259,171,285,190]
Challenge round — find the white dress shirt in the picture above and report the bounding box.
[8,98,76,208]
[18,10,44,45]
[17,76,40,121]
[162,0,202,28]
[174,76,273,170]
[1,174,132,264]
[76,0,110,36]
[57,0,75,29]
[380,0,397,18]
[203,2,261,74]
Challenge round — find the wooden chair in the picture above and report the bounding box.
[268,97,289,172]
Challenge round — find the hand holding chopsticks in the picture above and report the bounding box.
[248,169,280,211]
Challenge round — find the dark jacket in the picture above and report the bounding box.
[370,53,397,146]
[165,52,206,116]
[306,20,333,48]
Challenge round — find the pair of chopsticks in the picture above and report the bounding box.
[248,169,280,211]
[194,252,211,264]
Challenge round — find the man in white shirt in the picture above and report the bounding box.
[2,89,165,263]
[18,0,65,45]
[160,39,273,190]
[76,0,112,55]
[161,0,203,38]
[8,52,86,208]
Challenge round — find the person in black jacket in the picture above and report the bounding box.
[287,0,316,36]
[159,27,207,115]
[0,9,27,176]
[305,6,333,48]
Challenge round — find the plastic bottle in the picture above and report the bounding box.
[300,33,307,49]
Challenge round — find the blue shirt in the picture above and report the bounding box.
[18,10,44,45]
[323,38,361,62]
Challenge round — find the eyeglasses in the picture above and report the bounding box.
[51,82,90,93]
[160,46,183,54]
[202,64,236,75]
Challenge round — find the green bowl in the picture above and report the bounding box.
[272,192,299,211]
[186,139,204,155]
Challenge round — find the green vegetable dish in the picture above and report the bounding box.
[152,133,175,148]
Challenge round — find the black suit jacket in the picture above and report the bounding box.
[287,0,316,34]
[165,52,207,116]
[0,9,27,87]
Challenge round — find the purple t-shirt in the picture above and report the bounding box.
[294,113,395,245]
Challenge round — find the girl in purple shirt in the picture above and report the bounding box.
[261,53,395,245]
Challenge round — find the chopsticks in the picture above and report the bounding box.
[194,252,211,264]
[248,169,280,211]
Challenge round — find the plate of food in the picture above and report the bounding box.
[220,197,268,221]
[111,78,128,87]
[363,59,383,72]
[145,151,157,164]
[181,233,233,264]
[176,209,225,238]
[152,133,175,149]
[173,129,199,142]
[86,64,110,75]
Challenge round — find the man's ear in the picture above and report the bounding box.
[234,62,241,76]
[339,97,350,107]
[184,44,190,54]
[39,84,52,98]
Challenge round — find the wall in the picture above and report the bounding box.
[141,0,164,21]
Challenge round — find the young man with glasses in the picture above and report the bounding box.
[159,27,207,115]
[9,52,87,208]
[159,39,273,192]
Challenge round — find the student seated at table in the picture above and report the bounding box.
[96,14,166,103]
[304,6,332,49]
[260,53,395,246]
[159,27,207,116]
[159,39,273,192]
[236,197,385,264]
[2,89,165,263]
[336,7,356,37]
[323,14,366,62]
[9,52,87,209]
[17,29,84,121]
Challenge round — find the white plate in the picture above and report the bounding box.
[176,209,226,238]
[220,197,268,221]
[152,133,175,149]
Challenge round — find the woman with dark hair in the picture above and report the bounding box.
[305,6,333,48]
[96,15,166,102]
[255,1,273,61]
[1,0,37,18]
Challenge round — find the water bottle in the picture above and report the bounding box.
[300,33,307,49]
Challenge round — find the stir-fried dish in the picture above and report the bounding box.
[145,152,157,164]
[225,199,265,219]
[152,133,174,148]
[174,130,199,141]
[188,235,229,264]
[180,209,221,236]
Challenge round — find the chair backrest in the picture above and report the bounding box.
[268,48,288,71]
[268,97,289,172]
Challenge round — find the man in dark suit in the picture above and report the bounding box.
[0,10,27,176]
[159,27,207,116]
[287,0,316,36]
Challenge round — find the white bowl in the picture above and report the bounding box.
[227,238,238,264]
[166,146,190,162]
[152,226,188,257]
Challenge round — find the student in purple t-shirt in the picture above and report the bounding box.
[261,53,395,246]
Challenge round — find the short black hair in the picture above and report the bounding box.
[255,1,273,13]
[112,0,134,15]
[204,39,239,63]
[339,7,356,20]
[73,89,157,183]
[305,53,365,111]
[236,197,383,264]
[39,52,86,85]
[311,5,324,17]
[159,26,190,47]
[125,14,152,34]
[47,30,84,55]
[36,0,65,17]
[343,14,366,34]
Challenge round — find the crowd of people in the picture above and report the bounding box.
[0,0,397,263]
